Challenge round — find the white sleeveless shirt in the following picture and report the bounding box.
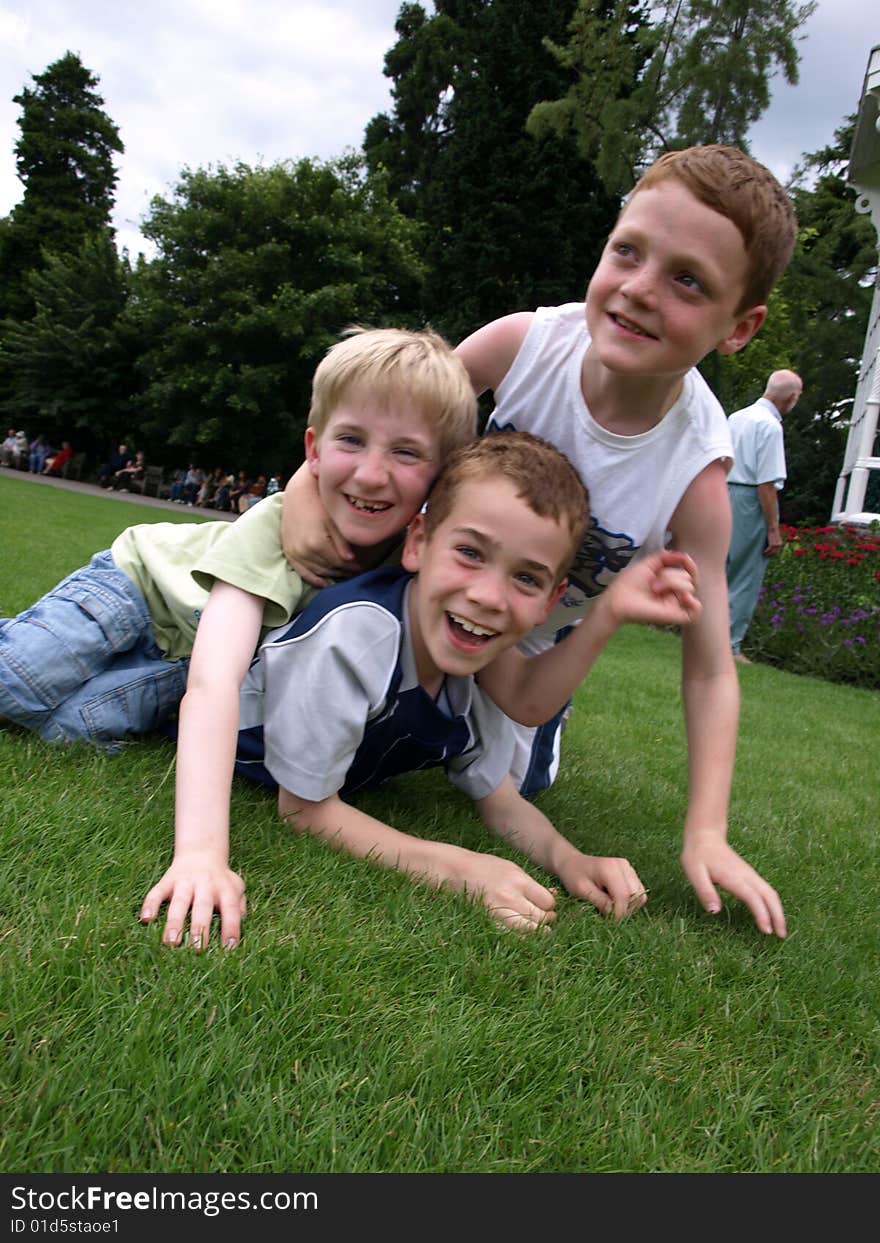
[488,303,733,649]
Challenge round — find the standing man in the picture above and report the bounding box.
[726,369,802,663]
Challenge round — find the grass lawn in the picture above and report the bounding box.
[1,473,878,1174]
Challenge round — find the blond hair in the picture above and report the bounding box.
[423,431,589,580]
[309,326,477,458]
[630,145,797,311]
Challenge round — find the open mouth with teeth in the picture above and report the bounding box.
[610,313,656,340]
[345,494,393,514]
[446,611,500,651]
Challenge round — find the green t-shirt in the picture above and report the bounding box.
[111,494,310,659]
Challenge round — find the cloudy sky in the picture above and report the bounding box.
[0,0,875,259]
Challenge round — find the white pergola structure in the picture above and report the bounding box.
[832,44,880,524]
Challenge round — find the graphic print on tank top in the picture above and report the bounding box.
[486,421,640,601]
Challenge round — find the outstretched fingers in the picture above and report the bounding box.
[723,875,786,939]
[683,845,787,939]
[139,868,246,950]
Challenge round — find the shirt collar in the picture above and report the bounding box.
[756,396,783,424]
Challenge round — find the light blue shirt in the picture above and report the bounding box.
[727,397,786,489]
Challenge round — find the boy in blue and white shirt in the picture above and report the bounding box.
[146,432,701,943]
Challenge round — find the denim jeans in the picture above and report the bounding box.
[727,483,770,655]
[0,550,189,749]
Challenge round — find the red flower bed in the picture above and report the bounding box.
[746,522,880,689]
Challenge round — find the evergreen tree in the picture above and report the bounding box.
[778,122,876,523]
[0,52,123,321]
[364,0,622,344]
[710,119,876,524]
[0,233,137,455]
[529,0,816,194]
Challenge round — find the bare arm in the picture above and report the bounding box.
[671,463,786,937]
[278,785,557,933]
[474,776,648,920]
[477,550,701,725]
[139,581,265,949]
[454,312,534,394]
[756,481,782,556]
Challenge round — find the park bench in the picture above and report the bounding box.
[60,452,87,481]
[132,464,168,498]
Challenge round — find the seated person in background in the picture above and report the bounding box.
[237,474,267,514]
[98,444,131,488]
[227,470,251,511]
[179,465,204,505]
[110,450,146,491]
[211,473,235,512]
[265,474,281,496]
[168,467,189,503]
[43,441,74,476]
[0,429,17,466]
[143,432,701,947]
[197,467,226,507]
[28,435,49,474]
[11,430,28,468]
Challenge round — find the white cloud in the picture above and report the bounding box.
[0,0,403,255]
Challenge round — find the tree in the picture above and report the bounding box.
[131,156,424,473]
[364,0,622,344]
[776,122,876,523]
[0,232,136,453]
[528,0,816,195]
[0,52,123,321]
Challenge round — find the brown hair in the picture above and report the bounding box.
[309,326,477,458]
[423,430,589,580]
[630,145,797,310]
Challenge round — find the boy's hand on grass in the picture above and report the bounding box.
[453,851,557,933]
[680,834,787,938]
[139,853,247,951]
[604,550,701,629]
[556,852,648,920]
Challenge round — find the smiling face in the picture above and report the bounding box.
[305,388,441,554]
[401,476,569,690]
[585,180,766,388]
